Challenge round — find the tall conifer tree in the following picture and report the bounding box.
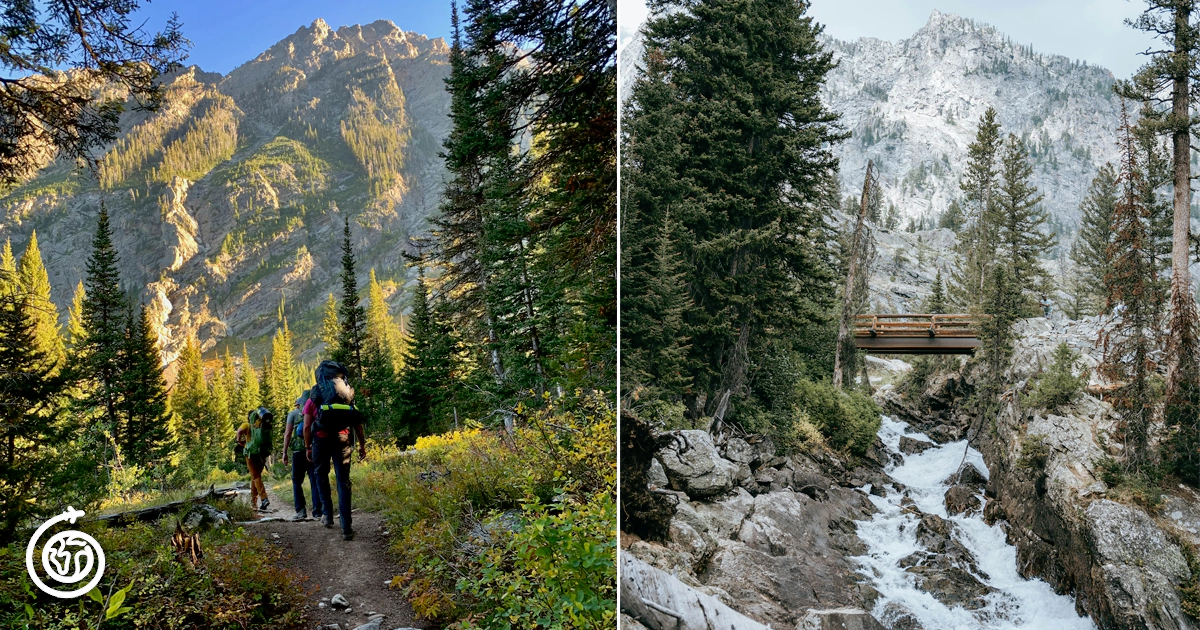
[170,335,215,474]
[396,267,455,442]
[335,217,366,380]
[1101,108,1158,472]
[949,108,1003,310]
[623,0,844,423]
[996,133,1056,311]
[1070,163,1119,315]
[17,231,65,371]
[117,305,171,468]
[79,206,129,441]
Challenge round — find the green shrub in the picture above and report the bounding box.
[1095,456,1163,510]
[1017,433,1050,470]
[356,392,616,627]
[0,519,309,629]
[794,379,881,456]
[1026,342,1087,411]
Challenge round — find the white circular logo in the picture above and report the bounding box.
[25,507,105,599]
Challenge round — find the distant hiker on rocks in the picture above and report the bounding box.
[239,407,274,511]
[1040,295,1052,318]
[304,360,366,541]
[284,390,323,521]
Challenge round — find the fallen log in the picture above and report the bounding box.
[91,483,246,526]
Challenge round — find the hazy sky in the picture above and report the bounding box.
[618,0,1159,80]
[131,0,453,75]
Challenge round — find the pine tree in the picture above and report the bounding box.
[1133,110,1173,316]
[996,133,1056,312]
[1070,163,1119,315]
[621,211,693,403]
[321,292,340,353]
[1101,108,1158,473]
[365,269,403,368]
[266,318,298,451]
[926,270,947,314]
[79,206,130,445]
[116,305,171,469]
[170,335,215,475]
[1120,1,1200,431]
[434,2,505,385]
[0,286,95,544]
[949,108,1003,310]
[622,0,844,424]
[210,348,238,452]
[940,198,966,232]
[396,267,455,443]
[334,217,366,380]
[883,202,900,230]
[235,346,260,421]
[67,281,87,349]
[17,231,65,372]
[0,240,15,284]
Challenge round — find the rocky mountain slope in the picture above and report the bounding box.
[621,10,1128,243]
[826,10,1121,234]
[0,19,450,366]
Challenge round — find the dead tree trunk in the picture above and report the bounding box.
[834,160,876,389]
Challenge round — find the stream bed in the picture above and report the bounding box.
[853,416,1096,629]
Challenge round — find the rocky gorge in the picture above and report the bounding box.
[621,313,1200,629]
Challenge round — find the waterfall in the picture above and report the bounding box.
[853,416,1095,629]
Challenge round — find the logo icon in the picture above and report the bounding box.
[25,507,105,599]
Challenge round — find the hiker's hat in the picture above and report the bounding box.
[296,390,310,406]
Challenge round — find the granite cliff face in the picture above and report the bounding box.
[825,9,1121,231]
[0,19,450,367]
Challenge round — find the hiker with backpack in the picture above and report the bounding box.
[303,360,366,540]
[239,407,274,511]
[283,390,324,521]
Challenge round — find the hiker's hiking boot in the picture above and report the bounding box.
[322,514,334,528]
[259,498,270,511]
[342,529,355,541]
[290,511,307,521]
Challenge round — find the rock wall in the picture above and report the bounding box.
[886,315,1200,629]
[621,429,891,628]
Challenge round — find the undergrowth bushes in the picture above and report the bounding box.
[355,392,616,628]
[792,380,881,456]
[0,516,308,629]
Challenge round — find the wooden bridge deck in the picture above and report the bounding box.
[854,314,982,354]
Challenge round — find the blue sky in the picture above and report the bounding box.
[618,1,1158,80]
[133,0,453,75]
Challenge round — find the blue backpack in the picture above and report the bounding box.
[311,360,363,433]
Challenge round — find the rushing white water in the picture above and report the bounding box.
[853,416,1096,630]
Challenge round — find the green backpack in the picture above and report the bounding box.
[245,408,274,456]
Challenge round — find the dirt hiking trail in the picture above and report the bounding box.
[245,485,430,630]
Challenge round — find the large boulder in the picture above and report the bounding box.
[898,514,996,610]
[1086,499,1192,629]
[943,484,981,516]
[620,554,770,630]
[898,435,934,455]
[657,431,739,499]
[798,608,886,630]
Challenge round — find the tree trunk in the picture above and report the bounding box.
[834,161,874,389]
[1168,2,1199,398]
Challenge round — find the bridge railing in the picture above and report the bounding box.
[854,314,983,338]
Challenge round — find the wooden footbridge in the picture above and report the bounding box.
[854,314,983,354]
